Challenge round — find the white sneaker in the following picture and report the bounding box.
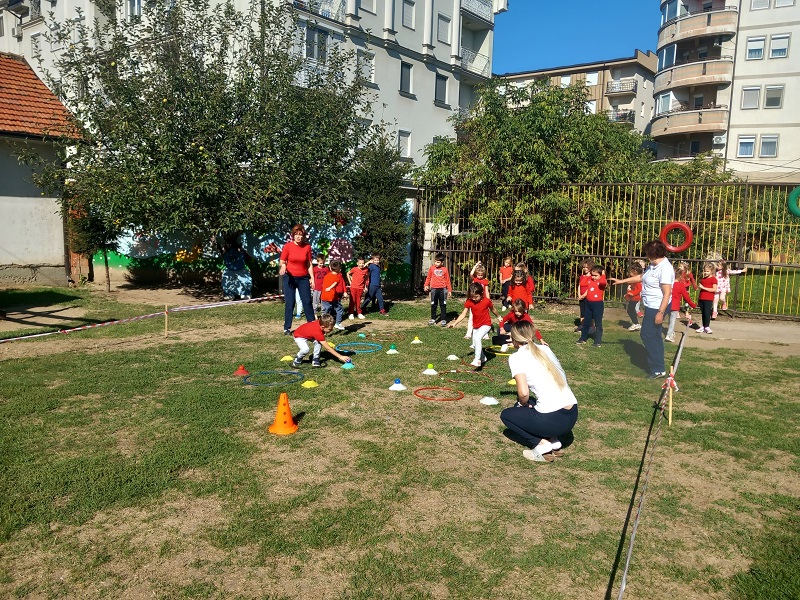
[333,323,346,331]
[348,314,354,320]
[522,448,555,462]
[628,324,641,331]
[705,327,713,334]
[463,334,471,340]
[665,335,674,342]
[357,314,365,319]
[469,359,482,367]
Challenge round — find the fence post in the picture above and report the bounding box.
[731,182,750,317]
[627,184,639,262]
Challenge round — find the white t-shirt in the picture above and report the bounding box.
[508,344,577,413]
[641,258,675,309]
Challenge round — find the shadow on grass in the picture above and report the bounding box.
[619,338,650,374]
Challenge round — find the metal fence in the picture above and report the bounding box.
[413,183,800,318]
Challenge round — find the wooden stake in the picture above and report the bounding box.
[668,365,674,426]
[164,304,168,338]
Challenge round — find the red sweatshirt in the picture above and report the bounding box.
[508,283,532,308]
[349,266,368,290]
[473,277,490,297]
[670,281,697,311]
[424,265,452,291]
[624,281,642,302]
[699,276,718,301]
[584,275,607,301]
[293,320,326,342]
[498,311,543,341]
[320,272,346,302]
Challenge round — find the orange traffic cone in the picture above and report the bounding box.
[234,365,250,376]
[268,392,298,435]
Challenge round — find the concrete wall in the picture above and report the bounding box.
[0,137,67,285]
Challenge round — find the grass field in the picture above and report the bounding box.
[0,288,798,599]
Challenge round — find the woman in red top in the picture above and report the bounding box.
[697,263,718,334]
[448,282,500,367]
[279,224,315,334]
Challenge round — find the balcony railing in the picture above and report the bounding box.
[658,7,737,49]
[462,0,493,21]
[460,47,490,78]
[605,79,637,95]
[293,0,345,21]
[660,4,738,31]
[655,56,733,93]
[651,105,728,137]
[606,110,635,123]
[294,57,329,87]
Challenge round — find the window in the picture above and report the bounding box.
[0,16,4,37]
[747,37,765,60]
[398,130,411,158]
[585,99,597,114]
[759,135,778,157]
[690,140,701,156]
[770,35,790,58]
[128,0,142,19]
[702,1,713,10]
[585,72,598,86]
[774,0,794,6]
[697,46,708,60]
[658,45,676,70]
[306,27,328,61]
[657,93,672,114]
[764,85,784,108]
[737,135,756,158]
[437,14,450,44]
[741,87,760,109]
[560,74,571,87]
[400,61,412,94]
[402,0,415,29]
[358,0,375,13]
[693,95,704,109]
[30,32,42,58]
[751,0,769,7]
[435,74,447,104]
[357,50,375,83]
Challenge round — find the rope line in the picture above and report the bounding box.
[613,321,689,600]
[0,294,284,344]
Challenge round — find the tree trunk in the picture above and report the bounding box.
[103,249,111,293]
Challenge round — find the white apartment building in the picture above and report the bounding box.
[652,0,799,182]
[0,0,509,165]
[499,50,658,135]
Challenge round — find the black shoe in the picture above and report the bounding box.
[312,359,322,367]
[648,371,666,379]
[284,329,292,335]
[292,358,302,368]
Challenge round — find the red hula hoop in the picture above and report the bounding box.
[659,222,693,253]
[413,387,465,402]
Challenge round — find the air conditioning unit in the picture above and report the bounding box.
[11,26,23,39]
[712,135,727,145]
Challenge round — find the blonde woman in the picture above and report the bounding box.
[500,322,578,462]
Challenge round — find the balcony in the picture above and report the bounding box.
[658,6,737,50]
[461,0,493,22]
[654,56,733,94]
[5,0,41,19]
[293,0,345,21]
[606,110,635,124]
[460,47,490,78]
[651,105,729,137]
[605,79,637,96]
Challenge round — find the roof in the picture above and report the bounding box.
[498,50,658,79]
[0,52,76,139]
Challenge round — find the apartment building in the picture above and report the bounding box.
[652,0,799,182]
[499,50,658,134]
[0,0,508,164]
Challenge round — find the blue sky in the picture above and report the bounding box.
[492,1,661,74]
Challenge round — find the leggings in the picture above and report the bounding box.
[430,288,447,320]
[500,404,578,448]
[501,281,512,307]
[699,299,713,329]
[471,324,492,363]
[579,300,604,345]
[626,300,639,325]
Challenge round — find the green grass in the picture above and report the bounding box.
[0,288,798,599]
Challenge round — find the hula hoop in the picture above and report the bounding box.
[444,370,494,384]
[485,345,514,356]
[334,342,383,354]
[788,187,800,218]
[413,386,465,402]
[243,370,304,387]
[659,222,693,253]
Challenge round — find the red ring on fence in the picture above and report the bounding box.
[413,387,465,402]
[659,222,693,253]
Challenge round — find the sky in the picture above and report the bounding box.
[492,1,662,75]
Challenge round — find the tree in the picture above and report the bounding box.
[66,200,123,292]
[26,0,372,242]
[349,127,411,264]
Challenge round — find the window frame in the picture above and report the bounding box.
[305,26,329,62]
[746,37,765,60]
[585,99,597,114]
[759,135,778,158]
[585,71,598,86]
[741,86,761,109]
[769,34,790,58]
[436,13,450,45]
[434,73,448,105]
[400,61,413,95]
[402,0,415,30]
[764,85,784,109]
[357,50,375,84]
[751,0,769,8]
[559,74,571,87]
[398,130,411,158]
[737,135,756,158]
[358,0,376,14]
[774,0,794,7]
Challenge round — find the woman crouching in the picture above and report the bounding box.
[500,322,578,463]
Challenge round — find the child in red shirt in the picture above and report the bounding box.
[506,270,533,310]
[320,260,348,330]
[677,261,697,319]
[697,263,718,334]
[498,299,545,345]
[499,256,513,311]
[577,266,606,347]
[624,263,643,331]
[448,282,500,367]
[665,266,697,342]
[465,261,490,339]
[312,254,329,315]
[423,252,452,327]
[291,313,352,368]
[347,258,369,320]
[575,259,594,332]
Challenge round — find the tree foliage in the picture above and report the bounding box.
[349,128,411,263]
[27,0,372,240]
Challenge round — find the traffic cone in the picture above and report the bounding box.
[234,365,250,376]
[268,392,298,435]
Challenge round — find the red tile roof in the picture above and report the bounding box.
[0,52,77,139]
